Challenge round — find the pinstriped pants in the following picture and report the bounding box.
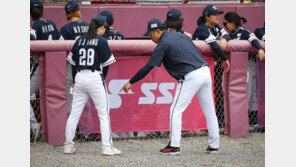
[170,66,219,148]
[64,69,113,148]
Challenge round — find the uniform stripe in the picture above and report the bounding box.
[67,56,76,66]
[102,54,116,67]
[170,81,183,143]
[102,77,113,148]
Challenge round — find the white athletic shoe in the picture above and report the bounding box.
[102,147,121,156]
[64,145,76,154]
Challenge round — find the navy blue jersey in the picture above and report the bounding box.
[30,28,36,40]
[192,23,229,42]
[254,27,265,41]
[31,19,61,40]
[168,28,187,34]
[60,20,89,40]
[102,29,125,40]
[147,31,208,79]
[228,27,259,42]
[67,34,115,72]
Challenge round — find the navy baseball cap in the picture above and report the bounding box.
[167,8,184,21]
[143,19,166,36]
[91,15,107,26]
[65,1,80,15]
[30,0,43,13]
[100,10,114,26]
[203,5,224,16]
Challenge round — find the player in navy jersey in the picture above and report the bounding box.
[100,10,125,40]
[60,1,89,40]
[165,8,192,39]
[223,12,265,128]
[192,5,231,130]
[121,19,228,155]
[64,15,121,156]
[223,12,265,60]
[60,1,90,116]
[30,0,61,142]
[30,0,61,40]
[192,5,230,68]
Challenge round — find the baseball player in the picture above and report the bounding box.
[64,15,121,156]
[121,19,230,155]
[223,12,265,59]
[165,8,192,39]
[30,0,61,142]
[100,10,125,40]
[223,12,265,127]
[60,1,90,115]
[192,5,231,66]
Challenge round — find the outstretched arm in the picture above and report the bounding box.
[120,64,154,93]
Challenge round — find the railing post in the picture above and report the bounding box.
[39,51,68,146]
[223,52,249,138]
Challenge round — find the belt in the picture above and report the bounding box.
[77,69,96,72]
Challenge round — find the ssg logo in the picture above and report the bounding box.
[107,80,176,109]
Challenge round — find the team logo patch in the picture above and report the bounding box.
[67,8,74,12]
[151,23,158,28]
[212,6,218,10]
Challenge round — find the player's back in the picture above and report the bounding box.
[31,19,61,40]
[70,34,112,72]
[102,29,125,40]
[60,20,89,40]
[160,31,208,78]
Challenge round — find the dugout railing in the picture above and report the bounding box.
[30,40,265,146]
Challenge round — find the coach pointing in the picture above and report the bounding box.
[121,19,230,155]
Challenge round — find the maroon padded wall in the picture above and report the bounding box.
[30,3,265,38]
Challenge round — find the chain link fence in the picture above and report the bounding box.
[30,55,42,143]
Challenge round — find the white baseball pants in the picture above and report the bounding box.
[170,66,219,149]
[64,69,113,148]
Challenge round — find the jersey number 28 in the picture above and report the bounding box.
[79,48,95,66]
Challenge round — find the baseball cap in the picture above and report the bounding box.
[203,5,224,16]
[143,19,166,36]
[30,0,43,13]
[100,10,114,26]
[65,1,80,15]
[91,15,107,27]
[167,8,184,21]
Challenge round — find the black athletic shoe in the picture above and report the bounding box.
[160,144,180,155]
[206,146,219,154]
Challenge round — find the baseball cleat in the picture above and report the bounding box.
[160,144,180,155]
[102,147,121,156]
[64,145,76,154]
[205,146,218,154]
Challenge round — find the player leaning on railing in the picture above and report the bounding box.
[121,18,230,155]
[223,11,265,131]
